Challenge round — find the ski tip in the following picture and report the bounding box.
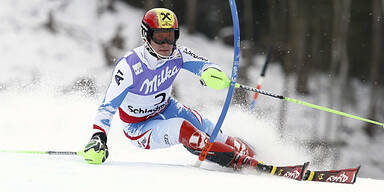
[303,162,310,171]
[300,162,310,180]
[355,165,361,172]
[352,165,361,184]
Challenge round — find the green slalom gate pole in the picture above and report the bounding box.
[0,150,84,156]
[237,83,384,128]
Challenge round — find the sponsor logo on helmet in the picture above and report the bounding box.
[155,9,175,28]
[139,65,180,94]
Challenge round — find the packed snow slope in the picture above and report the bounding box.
[0,0,384,191]
[1,89,384,192]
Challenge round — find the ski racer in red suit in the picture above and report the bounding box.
[83,8,270,172]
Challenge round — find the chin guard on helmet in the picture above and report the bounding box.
[140,8,180,59]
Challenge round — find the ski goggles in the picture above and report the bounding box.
[151,30,176,45]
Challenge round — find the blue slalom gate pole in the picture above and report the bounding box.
[196,0,240,166]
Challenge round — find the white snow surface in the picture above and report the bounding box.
[1,0,384,191]
[0,90,383,191]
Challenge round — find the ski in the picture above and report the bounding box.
[303,166,361,184]
[267,162,310,181]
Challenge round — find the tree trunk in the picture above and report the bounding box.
[233,0,253,106]
[325,0,351,142]
[97,0,117,16]
[285,0,300,74]
[44,11,57,33]
[383,0,384,21]
[276,0,301,138]
[107,0,116,12]
[144,0,158,10]
[336,0,351,129]
[265,0,288,50]
[161,0,173,9]
[325,0,351,168]
[294,2,309,95]
[279,60,289,138]
[325,2,341,139]
[103,25,125,66]
[364,0,382,137]
[266,0,277,43]
[308,4,324,139]
[186,0,198,34]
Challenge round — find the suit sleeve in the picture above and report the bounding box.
[180,46,221,76]
[92,57,133,135]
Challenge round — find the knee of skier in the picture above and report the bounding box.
[179,120,239,167]
[201,118,228,143]
[201,118,214,135]
[179,120,209,150]
[225,136,256,157]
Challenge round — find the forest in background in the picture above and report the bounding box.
[107,0,384,137]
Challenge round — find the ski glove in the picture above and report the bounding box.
[200,68,230,90]
[83,132,109,164]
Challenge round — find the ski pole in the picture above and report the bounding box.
[249,46,272,111]
[0,150,84,156]
[237,83,384,128]
[195,0,240,167]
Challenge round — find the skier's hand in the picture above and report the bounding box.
[200,68,230,90]
[83,132,109,164]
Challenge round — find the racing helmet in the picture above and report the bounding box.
[141,8,180,59]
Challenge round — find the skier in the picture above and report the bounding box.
[83,8,268,172]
